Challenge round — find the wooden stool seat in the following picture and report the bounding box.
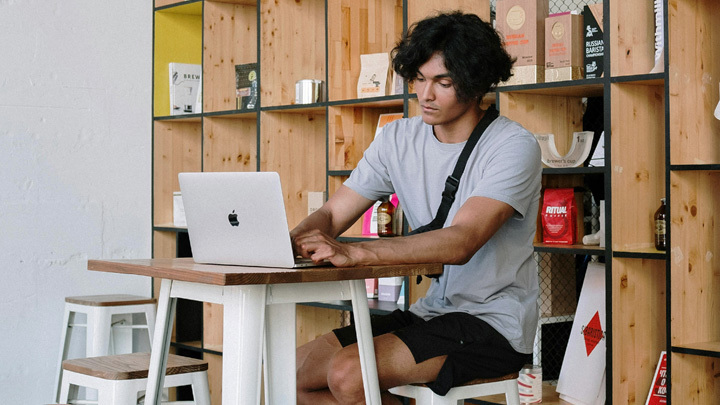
[65,294,157,307]
[59,353,210,404]
[62,352,208,380]
[390,371,521,405]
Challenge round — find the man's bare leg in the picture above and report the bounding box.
[297,331,446,404]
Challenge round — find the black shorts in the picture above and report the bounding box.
[333,309,531,396]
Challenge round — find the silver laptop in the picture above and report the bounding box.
[178,171,323,268]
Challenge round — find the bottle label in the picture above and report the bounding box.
[377,213,392,226]
[655,219,666,236]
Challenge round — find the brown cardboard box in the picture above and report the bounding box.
[496,0,549,85]
[538,251,577,317]
[545,12,585,82]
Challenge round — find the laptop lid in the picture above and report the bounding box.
[178,171,298,268]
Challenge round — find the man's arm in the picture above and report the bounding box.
[293,192,515,267]
[290,185,376,254]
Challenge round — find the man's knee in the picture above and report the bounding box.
[327,348,364,401]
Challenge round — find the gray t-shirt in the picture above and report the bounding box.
[344,114,542,353]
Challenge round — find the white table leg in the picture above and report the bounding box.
[145,279,176,405]
[223,285,267,405]
[349,279,382,405]
[264,302,297,404]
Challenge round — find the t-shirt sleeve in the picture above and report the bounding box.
[470,132,542,219]
[343,128,396,201]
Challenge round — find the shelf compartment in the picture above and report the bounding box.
[153,120,202,226]
[611,257,666,404]
[261,0,325,107]
[497,80,604,98]
[669,0,720,166]
[498,92,586,142]
[259,111,326,228]
[302,299,404,316]
[533,243,604,256]
[327,0,403,102]
[669,353,720,401]
[612,248,666,260]
[154,2,203,117]
[328,105,402,172]
[670,170,720,346]
[609,0,657,77]
[202,115,257,172]
[610,82,665,252]
[203,1,258,113]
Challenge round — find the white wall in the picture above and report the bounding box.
[0,1,152,402]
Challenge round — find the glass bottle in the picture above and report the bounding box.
[654,198,666,251]
[376,197,395,237]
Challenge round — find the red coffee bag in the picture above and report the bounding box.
[542,188,577,244]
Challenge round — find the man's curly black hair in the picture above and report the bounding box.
[391,11,515,103]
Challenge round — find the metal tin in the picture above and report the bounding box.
[295,79,324,104]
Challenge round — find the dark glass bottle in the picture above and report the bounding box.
[654,198,666,251]
[376,197,395,237]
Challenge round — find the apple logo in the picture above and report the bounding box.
[228,210,239,226]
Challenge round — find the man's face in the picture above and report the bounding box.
[414,53,475,128]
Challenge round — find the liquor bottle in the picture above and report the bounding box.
[654,198,666,251]
[376,197,395,237]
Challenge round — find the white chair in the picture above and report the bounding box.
[389,372,521,405]
[58,352,210,405]
[54,294,157,402]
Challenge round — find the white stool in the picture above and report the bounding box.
[59,352,210,405]
[54,295,157,402]
[389,372,521,405]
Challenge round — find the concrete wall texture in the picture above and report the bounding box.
[0,1,152,402]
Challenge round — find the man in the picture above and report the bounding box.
[290,11,542,404]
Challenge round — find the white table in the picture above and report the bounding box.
[88,258,442,404]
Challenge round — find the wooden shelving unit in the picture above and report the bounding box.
[150,0,719,403]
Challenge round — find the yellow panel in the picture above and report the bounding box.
[154,3,203,117]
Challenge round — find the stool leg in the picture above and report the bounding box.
[191,370,211,405]
[505,379,521,405]
[144,303,157,350]
[58,372,73,403]
[54,307,72,402]
[87,307,112,357]
[107,380,139,405]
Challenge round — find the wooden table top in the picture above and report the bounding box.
[88,258,443,286]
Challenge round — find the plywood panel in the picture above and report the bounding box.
[203,2,258,112]
[203,302,224,352]
[328,106,401,171]
[668,0,720,165]
[204,352,223,405]
[611,258,666,405]
[327,0,403,101]
[203,116,257,172]
[407,0,490,26]
[499,92,585,154]
[260,111,326,228]
[296,306,345,347]
[609,0,656,76]
[670,171,720,345]
[153,121,202,225]
[261,0,325,107]
[610,83,665,251]
[671,354,720,403]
